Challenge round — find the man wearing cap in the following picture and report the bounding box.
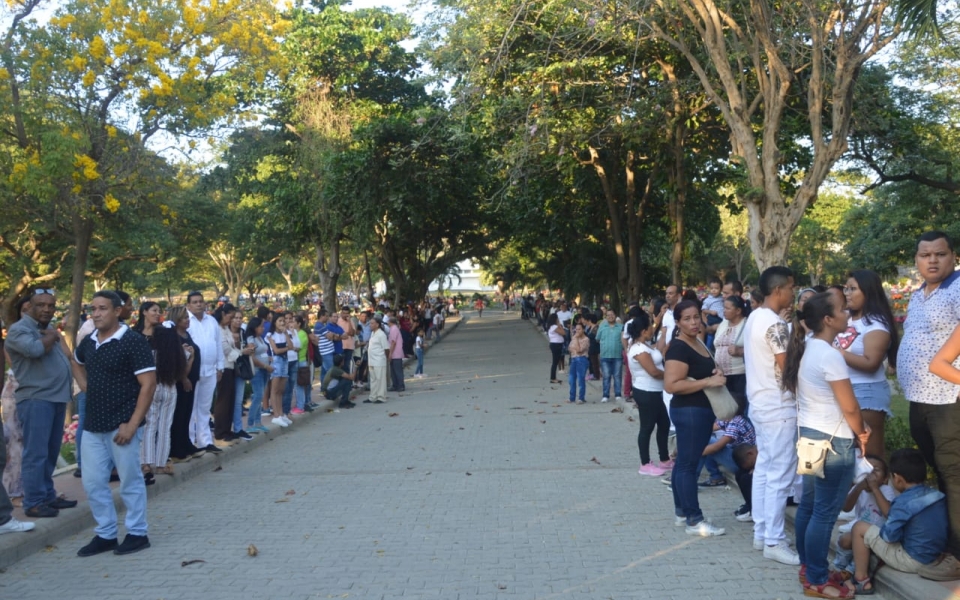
[5,288,78,518]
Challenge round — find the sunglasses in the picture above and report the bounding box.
[32,288,55,296]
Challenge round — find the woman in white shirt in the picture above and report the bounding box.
[546,313,566,383]
[713,295,748,399]
[626,312,671,476]
[782,292,870,598]
[839,270,898,457]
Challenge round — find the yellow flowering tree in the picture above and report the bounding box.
[0,0,287,334]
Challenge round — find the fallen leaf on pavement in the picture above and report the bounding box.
[213,466,223,471]
[466,472,472,476]
[285,489,296,495]
[181,559,206,567]
[627,416,635,422]
[540,420,546,424]
[388,412,399,417]
[247,544,259,557]
[275,498,289,503]
[590,457,601,465]
[610,407,623,413]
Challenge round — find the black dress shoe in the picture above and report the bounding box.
[363,399,372,404]
[114,533,150,555]
[25,504,59,518]
[48,497,78,509]
[73,469,82,478]
[204,444,223,454]
[78,535,119,557]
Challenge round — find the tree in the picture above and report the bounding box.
[642,0,900,269]
[789,190,854,286]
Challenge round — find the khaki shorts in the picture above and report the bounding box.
[864,525,925,574]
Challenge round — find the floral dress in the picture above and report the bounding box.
[1,370,23,499]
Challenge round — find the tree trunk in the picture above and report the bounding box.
[363,249,375,304]
[315,237,342,311]
[65,218,94,344]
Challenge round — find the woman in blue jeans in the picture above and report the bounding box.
[782,292,870,599]
[663,300,727,537]
[244,318,271,433]
[566,323,589,403]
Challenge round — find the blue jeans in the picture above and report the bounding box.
[232,374,247,432]
[319,353,334,383]
[282,359,298,413]
[568,356,588,401]
[75,392,86,468]
[600,357,622,398]
[697,433,739,480]
[670,405,716,525]
[81,427,148,539]
[18,399,67,510]
[794,427,856,585]
[415,348,424,375]
[247,369,268,428]
[295,361,311,410]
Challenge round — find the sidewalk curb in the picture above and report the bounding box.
[0,315,463,570]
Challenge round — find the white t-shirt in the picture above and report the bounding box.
[661,310,675,345]
[628,342,664,392]
[415,335,423,350]
[854,484,898,527]
[556,310,572,326]
[548,324,565,344]
[798,338,854,438]
[744,307,794,421]
[834,316,889,384]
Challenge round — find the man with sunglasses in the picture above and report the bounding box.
[5,288,77,518]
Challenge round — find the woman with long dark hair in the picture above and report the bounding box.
[546,313,566,384]
[133,301,162,339]
[140,326,189,479]
[783,292,870,598]
[168,306,204,462]
[244,317,271,434]
[714,295,748,400]
[212,303,240,444]
[627,312,671,476]
[663,300,728,537]
[839,270,898,457]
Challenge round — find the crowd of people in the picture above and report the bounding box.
[537,230,960,597]
[0,290,451,555]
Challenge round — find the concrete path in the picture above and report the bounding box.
[0,312,886,600]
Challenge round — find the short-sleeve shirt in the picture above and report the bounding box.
[665,339,713,410]
[834,316,890,384]
[388,325,404,360]
[716,415,756,446]
[898,271,960,405]
[548,324,565,344]
[74,325,156,433]
[327,322,345,354]
[627,342,663,392]
[798,338,854,438]
[743,307,794,421]
[595,321,624,359]
[314,322,334,356]
[322,365,345,392]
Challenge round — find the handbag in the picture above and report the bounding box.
[686,338,738,421]
[236,355,255,381]
[795,413,843,479]
[297,366,311,387]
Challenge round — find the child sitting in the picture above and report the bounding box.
[697,400,755,488]
[833,455,897,575]
[731,443,758,522]
[847,448,948,594]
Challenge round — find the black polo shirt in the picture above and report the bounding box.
[75,325,156,433]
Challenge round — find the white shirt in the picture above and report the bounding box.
[627,342,664,392]
[743,307,794,421]
[661,310,676,345]
[548,324,565,344]
[556,310,572,326]
[898,271,960,405]
[797,338,853,438]
[286,328,300,362]
[835,316,889,384]
[188,311,224,376]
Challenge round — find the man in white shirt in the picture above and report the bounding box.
[186,291,223,454]
[743,266,799,565]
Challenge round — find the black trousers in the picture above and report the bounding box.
[911,401,960,557]
[549,342,563,380]
[170,382,198,458]
[634,388,670,464]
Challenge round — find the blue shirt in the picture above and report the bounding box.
[879,484,947,565]
[313,322,334,356]
[327,322,344,354]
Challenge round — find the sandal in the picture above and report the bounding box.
[803,580,854,599]
[853,576,875,595]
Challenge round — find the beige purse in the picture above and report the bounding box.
[686,338,738,421]
[796,412,843,478]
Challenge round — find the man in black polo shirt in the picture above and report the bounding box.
[72,291,157,556]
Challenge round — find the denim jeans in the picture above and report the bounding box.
[697,433,739,480]
[232,373,247,432]
[247,369,268,428]
[282,359,298,413]
[568,356,587,401]
[415,348,424,375]
[295,360,311,410]
[319,353,334,383]
[342,350,354,374]
[75,391,86,468]
[600,357,622,398]
[390,358,405,391]
[81,426,148,539]
[794,426,856,585]
[18,399,67,510]
[670,405,716,525]
[325,381,352,406]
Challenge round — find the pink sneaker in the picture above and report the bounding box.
[290,408,305,415]
[659,459,676,470]
[638,463,667,476]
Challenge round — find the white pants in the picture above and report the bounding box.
[752,416,798,545]
[190,373,217,448]
[140,383,177,468]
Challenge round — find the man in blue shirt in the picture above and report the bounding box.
[595,309,624,402]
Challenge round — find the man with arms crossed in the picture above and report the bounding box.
[72,291,156,556]
[743,266,800,565]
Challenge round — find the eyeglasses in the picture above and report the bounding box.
[32,288,55,296]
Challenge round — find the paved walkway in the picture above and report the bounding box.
[1,312,888,600]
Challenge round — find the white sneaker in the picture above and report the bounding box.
[281,416,292,426]
[686,520,725,537]
[753,538,764,551]
[763,540,800,565]
[0,518,35,534]
[735,510,753,523]
[674,516,687,527]
[600,397,609,403]
[271,417,289,428]
[615,396,623,402]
